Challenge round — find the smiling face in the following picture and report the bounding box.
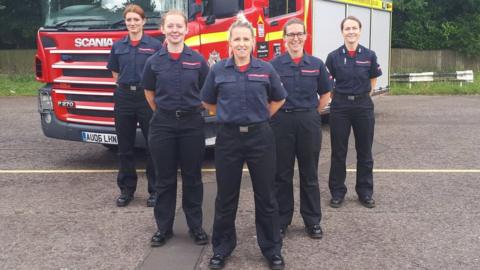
[161,14,188,45]
[125,12,145,36]
[284,23,306,56]
[229,26,254,61]
[342,19,361,46]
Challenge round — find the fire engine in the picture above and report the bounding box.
[36,0,392,148]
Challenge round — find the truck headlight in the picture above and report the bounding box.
[39,91,53,112]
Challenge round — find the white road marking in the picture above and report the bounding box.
[348,169,480,173]
[0,169,479,174]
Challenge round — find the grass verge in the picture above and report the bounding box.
[0,74,42,96]
[2,72,480,96]
[390,73,480,95]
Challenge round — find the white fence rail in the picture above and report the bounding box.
[391,70,474,88]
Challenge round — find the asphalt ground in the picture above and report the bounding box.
[0,96,479,270]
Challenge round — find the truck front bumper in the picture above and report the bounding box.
[38,85,217,148]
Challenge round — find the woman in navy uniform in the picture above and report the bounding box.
[270,18,332,238]
[201,13,287,270]
[142,10,209,247]
[107,4,161,208]
[326,16,382,209]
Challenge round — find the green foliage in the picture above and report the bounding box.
[393,0,480,56]
[0,0,42,49]
[0,74,42,96]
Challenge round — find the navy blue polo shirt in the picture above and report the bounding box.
[107,34,161,85]
[201,57,287,125]
[142,45,209,110]
[325,44,382,95]
[271,53,332,109]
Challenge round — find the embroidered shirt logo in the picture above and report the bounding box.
[301,69,319,73]
[248,74,269,78]
[356,60,371,64]
[138,48,155,53]
[182,61,201,66]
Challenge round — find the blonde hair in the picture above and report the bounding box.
[228,12,255,41]
[161,10,188,27]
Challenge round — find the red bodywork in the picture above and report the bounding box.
[36,0,313,145]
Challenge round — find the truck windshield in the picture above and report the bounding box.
[41,0,188,30]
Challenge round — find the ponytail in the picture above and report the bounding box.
[228,12,255,41]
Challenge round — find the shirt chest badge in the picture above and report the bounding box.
[355,60,371,65]
[248,73,269,78]
[182,61,201,69]
[247,73,270,82]
[301,69,320,76]
[138,47,155,53]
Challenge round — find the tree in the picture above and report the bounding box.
[0,0,42,49]
[392,0,480,56]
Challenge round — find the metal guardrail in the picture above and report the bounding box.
[391,70,474,88]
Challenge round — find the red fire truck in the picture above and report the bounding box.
[36,0,392,148]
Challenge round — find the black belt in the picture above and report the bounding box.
[334,92,370,101]
[158,108,201,118]
[219,121,268,133]
[118,83,142,91]
[280,108,314,113]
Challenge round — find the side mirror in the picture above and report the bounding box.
[263,7,269,17]
[189,3,203,20]
[206,15,216,25]
[211,0,240,19]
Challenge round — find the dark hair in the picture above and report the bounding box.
[340,16,362,30]
[123,4,145,19]
[283,18,305,36]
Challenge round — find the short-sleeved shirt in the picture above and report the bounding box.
[201,57,287,125]
[325,44,382,95]
[271,53,332,109]
[142,45,209,110]
[107,34,161,85]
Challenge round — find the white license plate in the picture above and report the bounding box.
[81,132,118,145]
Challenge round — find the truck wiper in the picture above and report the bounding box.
[109,19,126,29]
[53,18,109,28]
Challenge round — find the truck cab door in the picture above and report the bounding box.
[264,0,309,58]
[193,0,242,66]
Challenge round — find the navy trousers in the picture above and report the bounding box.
[271,110,322,228]
[114,87,155,196]
[328,95,375,199]
[212,122,282,258]
[149,110,205,232]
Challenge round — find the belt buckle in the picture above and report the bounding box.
[129,85,137,91]
[347,95,355,101]
[175,110,182,118]
[239,126,248,133]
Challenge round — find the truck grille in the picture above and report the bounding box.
[51,49,116,126]
[67,108,114,118]
[63,69,112,78]
[65,94,113,103]
[63,54,109,62]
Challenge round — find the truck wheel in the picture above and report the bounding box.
[103,144,118,152]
